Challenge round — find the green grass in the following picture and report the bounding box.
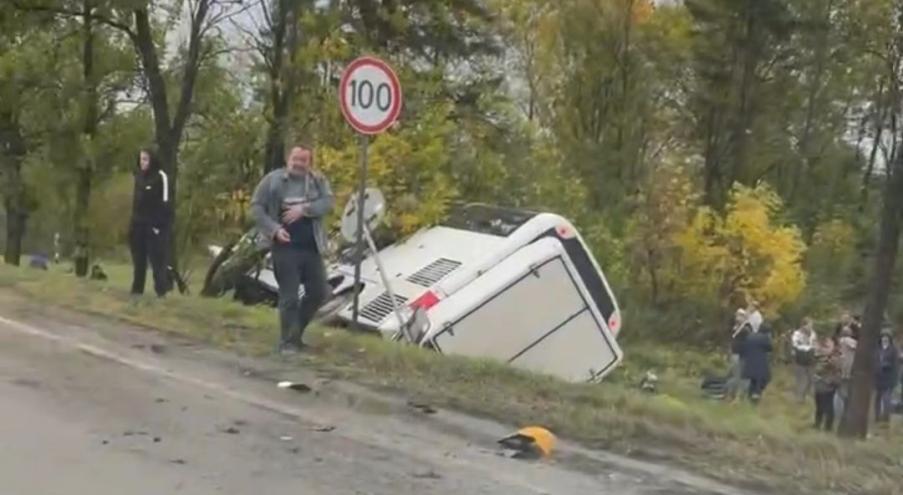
[2,262,902,494]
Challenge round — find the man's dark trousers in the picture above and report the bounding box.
[272,243,327,347]
[129,222,170,297]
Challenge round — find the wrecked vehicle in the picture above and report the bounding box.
[204,203,623,383]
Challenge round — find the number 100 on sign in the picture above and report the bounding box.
[339,57,403,135]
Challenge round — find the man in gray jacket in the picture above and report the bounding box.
[250,144,335,353]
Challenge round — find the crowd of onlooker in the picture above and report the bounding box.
[721,303,902,431]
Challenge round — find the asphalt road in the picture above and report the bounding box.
[0,298,752,495]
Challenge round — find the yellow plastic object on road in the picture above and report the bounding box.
[498,426,557,459]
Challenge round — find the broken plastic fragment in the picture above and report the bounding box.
[498,426,556,459]
[407,401,437,414]
[277,381,312,392]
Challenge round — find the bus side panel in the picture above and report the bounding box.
[429,240,582,363]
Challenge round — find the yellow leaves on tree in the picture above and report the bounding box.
[674,183,806,315]
[810,219,855,260]
[629,0,655,24]
[317,101,457,239]
[214,188,251,232]
[627,164,698,304]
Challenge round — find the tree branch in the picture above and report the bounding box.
[133,8,172,145]
[172,0,212,142]
[10,0,137,41]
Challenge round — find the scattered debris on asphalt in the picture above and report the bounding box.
[129,343,166,354]
[277,381,312,393]
[153,436,162,443]
[412,470,443,480]
[221,426,241,435]
[309,425,336,433]
[170,459,187,465]
[407,401,437,414]
[10,378,42,389]
[280,435,294,441]
[155,398,168,403]
[498,426,557,459]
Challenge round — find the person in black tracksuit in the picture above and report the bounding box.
[129,148,172,297]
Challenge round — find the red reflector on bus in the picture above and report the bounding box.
[410,291,440,310]
[556,224,576,239]
[609,316,620,332]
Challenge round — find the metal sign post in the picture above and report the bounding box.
[339,56,402,330]
[350,135,368,328]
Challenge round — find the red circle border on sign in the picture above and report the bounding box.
[339,56,403,135]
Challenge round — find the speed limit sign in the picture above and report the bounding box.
[339,55,404,329]
[339,56,402,135]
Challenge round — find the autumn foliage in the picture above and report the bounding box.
[629,171,807,336]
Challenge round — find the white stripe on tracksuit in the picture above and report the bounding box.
[158,170,169,203]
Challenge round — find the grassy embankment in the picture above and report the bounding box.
[0,262,901,495]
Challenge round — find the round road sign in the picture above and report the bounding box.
[339,56,402,135]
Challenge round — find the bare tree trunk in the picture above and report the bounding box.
[132,2,210,287]
[725,3,757,189]
[702,108,725,207]
[4,200,27,266]
[74,0,97,277]
[262,0,302,174]
[0,110,28,266]
[862,86,888,208]
[838,133,903,438]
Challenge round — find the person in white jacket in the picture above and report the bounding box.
[791,317,818,402]
[746,300,763,333]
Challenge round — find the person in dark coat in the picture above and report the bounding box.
[129,147,172,298]
[874,331,899,424]
[742,327,773,403]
